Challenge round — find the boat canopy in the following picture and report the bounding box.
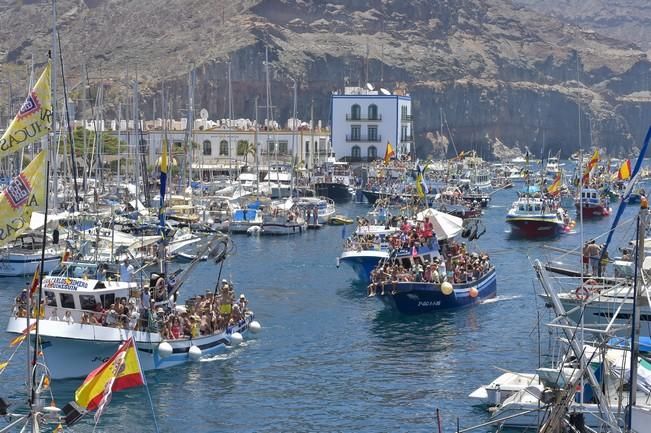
[415,208,463,239]
[520,185,540,194]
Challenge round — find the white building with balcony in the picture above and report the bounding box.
[331,87,413,162]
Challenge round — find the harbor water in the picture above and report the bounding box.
[0,186,639,432]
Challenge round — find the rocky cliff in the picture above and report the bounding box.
[514,0,651,51]
[1,0,651,159]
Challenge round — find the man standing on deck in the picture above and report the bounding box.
[120,258,134,283]
[586,240,601,275]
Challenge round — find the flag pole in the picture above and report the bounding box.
[131,338,160,433]
[30,159,49,406]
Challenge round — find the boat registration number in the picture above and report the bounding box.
[418,301,441,307]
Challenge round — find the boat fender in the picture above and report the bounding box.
[229,332,243,346]
[53,228,60,244]
[469,287,479,298]
[155,278,166,299]
[188,345,202,361]
[158,341,173,359]
[441,281,454,296]
[249,321,262,333]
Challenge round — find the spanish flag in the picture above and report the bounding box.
[383,141,395,165]
[0,63,52,158]
[10,322,37,347]
[617,159,631,180]
[29,263,41,298]
[75,337,145,412]
[0,150,47,248]
[548,173,562,195]
[582,149,599,185]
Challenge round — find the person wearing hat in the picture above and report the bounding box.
[238,294,247,310]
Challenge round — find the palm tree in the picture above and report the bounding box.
[238,140,256,166]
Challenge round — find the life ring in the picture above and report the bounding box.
[575,279,597,300]
[575,286,590,301]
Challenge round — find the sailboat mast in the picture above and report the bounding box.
[227,59,233,182]
[132,79,140,204]
[627,206,647,430]
[50,0,58,211]
[186,67,195,190]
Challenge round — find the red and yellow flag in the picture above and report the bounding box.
[75,337,145,411]
[29,263,41,298]
[617,159,631,180]
[582,149,599,185]
[9,322,37,347]
[383,141,395,165]
[548,173,562,195]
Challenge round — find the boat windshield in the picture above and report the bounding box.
[51,262,99,278]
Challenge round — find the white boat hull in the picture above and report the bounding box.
[7,314,253,379]
[0,252,61,277]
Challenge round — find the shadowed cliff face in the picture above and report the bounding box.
[1,0,651,158]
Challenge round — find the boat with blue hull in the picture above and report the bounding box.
[377,267,497,314]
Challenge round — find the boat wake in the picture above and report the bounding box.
[199,342,251,363]
[481,295,522,305]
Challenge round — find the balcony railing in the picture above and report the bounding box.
[346,114,382,121]
[400,135,413,142]
[345,134,382,142]
[401,114,413,121]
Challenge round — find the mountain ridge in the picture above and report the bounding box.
[1,0,651,158]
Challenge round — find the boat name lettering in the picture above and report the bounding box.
[418,301,441,307]
[91,355,110,363]
[44,278,88,291]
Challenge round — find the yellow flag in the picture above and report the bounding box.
[0,150,47,247]
[0,63,52,158]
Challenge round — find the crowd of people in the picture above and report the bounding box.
[367,238,492,296]
[13,277,250,340]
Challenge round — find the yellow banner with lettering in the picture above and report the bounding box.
[0,150,47,247]
[0,62,52,158]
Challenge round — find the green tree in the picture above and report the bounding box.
[237,140,256,165]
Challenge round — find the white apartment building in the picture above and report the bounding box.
[131,128,330,178]
[331,87,413,162]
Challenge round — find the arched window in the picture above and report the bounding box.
[351,146,361,160]
[368,146,377,160]
[351,104,361,120]
[202,140,211,156]
[368,104,378,120]
[219,140,229,156]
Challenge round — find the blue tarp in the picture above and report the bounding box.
[520,185,540,194]
[233,209,258,221]
[608,336,651,353]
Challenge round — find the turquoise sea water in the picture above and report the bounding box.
[0,182,641,432]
